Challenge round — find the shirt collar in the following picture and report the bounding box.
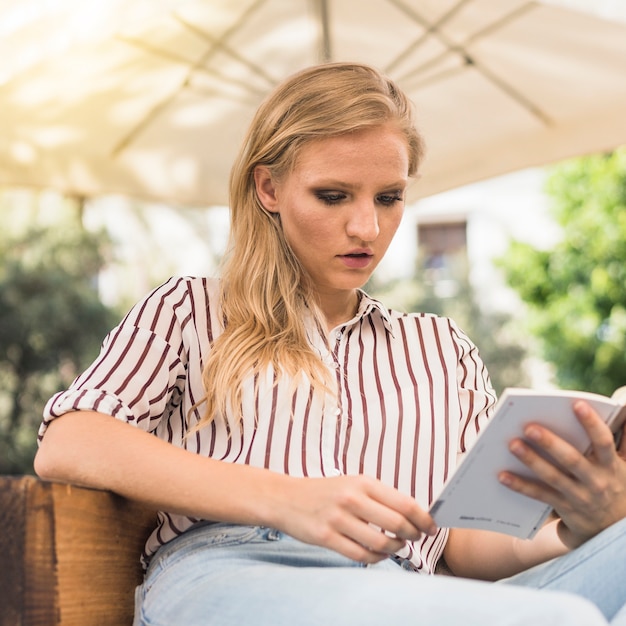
[353,289,395,336]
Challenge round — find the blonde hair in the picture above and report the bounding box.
[198,62,425,428]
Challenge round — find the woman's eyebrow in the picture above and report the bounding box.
[309,179,407,190]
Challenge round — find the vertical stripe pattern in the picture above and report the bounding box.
[40,276,496,573]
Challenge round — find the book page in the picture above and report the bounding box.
[429,388,626,538]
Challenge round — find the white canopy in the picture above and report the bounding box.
[1,0,626,206]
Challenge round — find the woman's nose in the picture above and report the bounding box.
[346,203,380,241]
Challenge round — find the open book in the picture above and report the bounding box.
[429,386,626,539]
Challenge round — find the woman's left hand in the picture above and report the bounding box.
[499,400,626,549]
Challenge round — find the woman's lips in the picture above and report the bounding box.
[338,253,373,269]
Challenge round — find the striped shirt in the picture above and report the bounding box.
[41,276,496,573]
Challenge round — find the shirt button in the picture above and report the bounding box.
[334,408,341,416]
[335,331,342,340]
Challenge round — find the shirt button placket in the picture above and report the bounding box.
[327,327,344,477]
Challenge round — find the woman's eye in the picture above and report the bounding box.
[377,193,403,206]
[316,192,346,205]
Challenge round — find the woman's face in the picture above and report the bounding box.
[254,123,410,299]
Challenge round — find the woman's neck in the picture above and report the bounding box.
[319,290,361,332]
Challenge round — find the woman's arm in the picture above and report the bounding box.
[444,520,567,580]
[35,411,289,523]
[35,411,437,564]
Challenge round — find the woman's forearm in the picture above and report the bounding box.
[443,520,569,581]
[34,411,290,527]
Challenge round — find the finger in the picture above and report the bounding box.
[322,528,394,564]
[304,507,404,564]
[501,437,576,506]
[336,515,407,557]
[317,501,408,564]
[346,491,423,544]
[519,413,616,484]
[498,468,563,508]
[366,480,437,537]
[573,401,617,465]
[515,426,590,484]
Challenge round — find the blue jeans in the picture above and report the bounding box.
[133,522,625,626]
[502,515,626,623]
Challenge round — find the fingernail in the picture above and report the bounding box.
[573,400,589,416]
[525,426,541,441]
[510,440,525,455]
[499,472,513,486]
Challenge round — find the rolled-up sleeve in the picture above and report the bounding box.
[39,278,192,442]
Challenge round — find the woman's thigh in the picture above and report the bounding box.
[502,517,626,622]
[134,524,608,626]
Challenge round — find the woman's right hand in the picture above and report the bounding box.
[274,474,438,564]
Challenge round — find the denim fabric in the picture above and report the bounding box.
[613,603,626,626]
[502,515,626,622]
[133,522,612,626]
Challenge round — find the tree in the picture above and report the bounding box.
[0,214,118,474]
[497,147,626,396]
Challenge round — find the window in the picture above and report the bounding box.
[417,218,467,298]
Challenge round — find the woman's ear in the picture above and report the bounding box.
[253,166,280,214]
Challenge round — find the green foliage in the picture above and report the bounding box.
[0,216,118,474]
[498,147,626,395]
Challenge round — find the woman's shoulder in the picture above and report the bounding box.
[123,276,221,329]
[142,276,220,305]
[150,275,219,294]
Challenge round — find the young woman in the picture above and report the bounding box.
[35,62,626,626]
